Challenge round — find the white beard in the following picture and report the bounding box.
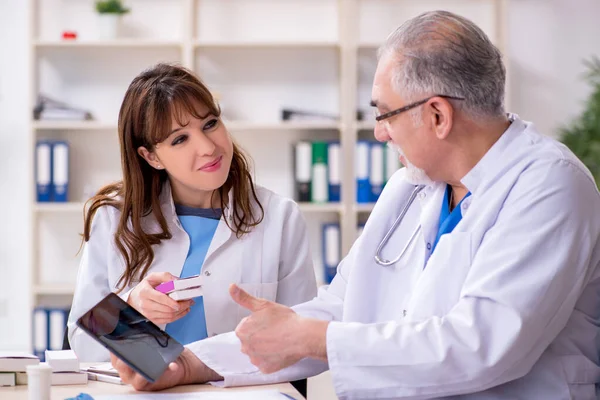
[387,142,435,186]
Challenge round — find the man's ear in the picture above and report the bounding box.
[137,146,163,170]
[427,97,454,140]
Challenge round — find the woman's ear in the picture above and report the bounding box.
[137,146,164,170]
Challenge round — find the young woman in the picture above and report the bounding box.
[67,63,317,362]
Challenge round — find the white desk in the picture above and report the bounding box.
[0,380,304,400]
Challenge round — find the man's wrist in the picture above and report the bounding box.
[298,318,329,362]
[180,348,223,384]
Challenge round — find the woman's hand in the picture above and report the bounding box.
[127,272,194,325]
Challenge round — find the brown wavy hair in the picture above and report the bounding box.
[82,63,264,291]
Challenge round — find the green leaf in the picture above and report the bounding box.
[95,0,130,15]
[559,56,600,188]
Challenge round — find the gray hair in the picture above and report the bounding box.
[378,10,506,118]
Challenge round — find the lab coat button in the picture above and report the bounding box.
[426,242,431,250]
[204,271,211,276]
[402,310,407,317]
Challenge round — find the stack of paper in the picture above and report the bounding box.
[33,94,93,121]
[34,350,88,386]
[0,352,40,387]
[81,362,124,385]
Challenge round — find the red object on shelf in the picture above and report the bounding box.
[62,31,77,40]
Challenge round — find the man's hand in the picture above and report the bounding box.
[111,348,222,391]
[230,284,329,374]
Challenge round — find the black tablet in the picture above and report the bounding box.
[76,292,184,383]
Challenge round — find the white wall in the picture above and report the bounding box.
[0,0,31,350]
[508,0,600,138]
[1,0,599,357]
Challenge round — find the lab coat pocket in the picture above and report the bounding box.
[236,282,278,320]
[407,232,473,320]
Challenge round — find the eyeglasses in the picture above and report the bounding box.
[374,95,465,122]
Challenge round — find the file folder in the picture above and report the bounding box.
[311,142,328,203]
[51,141,69,202]
[356,141,371,203]
[322,223,341,284]
[32,308,48,361]
[49,309,68,351]
[35,141,52,202]
[294,142,312,202]
[327,142,341,202]
[370,143,384,202]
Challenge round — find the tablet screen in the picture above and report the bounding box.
[76,292,184,382]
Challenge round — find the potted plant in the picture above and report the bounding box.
[560,57,600,187]
[95,0,130,40]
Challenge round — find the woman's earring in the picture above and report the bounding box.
[156,164,163,169]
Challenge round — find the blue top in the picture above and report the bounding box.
[431,185,471,254]
[164,205,221,345]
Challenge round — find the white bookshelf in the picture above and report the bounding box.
[28,0,508,322]
[34,39,182,48]
[33,121,117,131]
[34,202,86,213]
[194,41,339,49]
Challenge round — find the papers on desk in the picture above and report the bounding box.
[94,390,295,399]
[81,362,124,385]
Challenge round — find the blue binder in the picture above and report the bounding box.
[369,142,385,202]
[356,141,371,203]
[51,141,69,202]
[32,307,70,360]
[35,141,53,202]
[327,142,341,202]
[322,223,341,284]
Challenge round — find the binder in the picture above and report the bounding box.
[369,143,384,202]
[51,141,69,202]
[49,309,68,351]
[327,142,341,202]
[322,223,341,284]
[294,142,312,202]
[32,308,48,361]
[35,141,52,202]
[355,141,371,203]
[311,142,328,203]
[385,143,401,183]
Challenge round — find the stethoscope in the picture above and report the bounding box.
[374,185,425,266]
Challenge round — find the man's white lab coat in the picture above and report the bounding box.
[189,116,600,399]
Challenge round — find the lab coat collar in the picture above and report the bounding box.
[159,180,235,225]
[460,113,526,195]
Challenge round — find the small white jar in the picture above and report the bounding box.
[26,362,52,400]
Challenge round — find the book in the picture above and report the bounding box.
[81,363,124,385]
[311,142,328,203]
[45,350,79,373]
[155,274,203,294]
[16,371,88,386]
[327,142,341,202]
[0,352,39,372]
[322,223,341,284]
[168,286,203,301]
[294,141,312,202]
[0,372,15,387]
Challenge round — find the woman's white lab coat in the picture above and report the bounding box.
[190,116,600,399]
[67,183,317,362]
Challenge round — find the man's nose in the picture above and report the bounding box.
[373,123,390,143]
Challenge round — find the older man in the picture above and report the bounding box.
[113,10,600,399]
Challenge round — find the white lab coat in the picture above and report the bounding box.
[190,115,600,399]
[67,183,317,362]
